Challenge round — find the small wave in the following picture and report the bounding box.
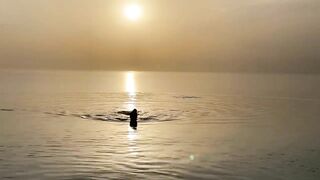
[116,110,131,115]
[44,110,178,123]
[174,96,201,99]
[0,108,14,112]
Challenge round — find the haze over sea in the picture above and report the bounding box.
[1,70,320,179]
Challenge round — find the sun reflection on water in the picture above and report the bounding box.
[125,72,139,146]
[127,126,138,141]
[124,71,137,110]
[127,126,139,156]
[125,71,136,96]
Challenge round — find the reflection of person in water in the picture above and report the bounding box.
[130,109,138,129]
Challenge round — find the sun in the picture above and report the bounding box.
[123,4,142,21]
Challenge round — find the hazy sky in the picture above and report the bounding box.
[0,0,319,72]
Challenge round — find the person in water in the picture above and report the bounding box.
[130,109,138,128]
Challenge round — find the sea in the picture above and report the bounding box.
[0,70,320,179]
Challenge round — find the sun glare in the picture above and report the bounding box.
[123,4,142,21]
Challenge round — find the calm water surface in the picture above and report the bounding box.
[1,70,320,179]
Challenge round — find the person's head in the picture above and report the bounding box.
[133,109,137,113]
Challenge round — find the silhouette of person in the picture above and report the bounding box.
[130,109,138,129]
